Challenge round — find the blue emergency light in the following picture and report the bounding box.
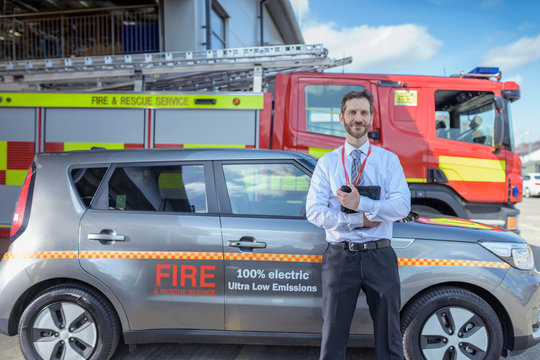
[468,67,500,75]
[462,67,501,80]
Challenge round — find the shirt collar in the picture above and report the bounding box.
[344,139,370,157]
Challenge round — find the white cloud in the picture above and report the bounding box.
[302,22,442,72]
[483,34,540,71]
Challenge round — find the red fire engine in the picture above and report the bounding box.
[0,45,521,234]
[269,67,521,231]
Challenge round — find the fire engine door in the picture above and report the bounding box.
[429,89,507,204]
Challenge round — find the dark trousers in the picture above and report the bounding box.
[320,242,403,360]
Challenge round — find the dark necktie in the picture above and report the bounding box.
[350,149,363,184]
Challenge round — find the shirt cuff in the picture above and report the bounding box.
[357,196,380,216]
[346,212,364,229]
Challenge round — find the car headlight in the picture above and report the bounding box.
[479,241,534,270]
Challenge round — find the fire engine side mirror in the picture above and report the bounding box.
[493,112,504,153]
[494,96,505,112]
[492,96,504,153]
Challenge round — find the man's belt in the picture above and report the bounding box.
[330,238,391,251]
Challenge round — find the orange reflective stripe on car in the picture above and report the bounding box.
[80,251,223,260]
[2,250,510,269]
[2,251,78,259]
[399,258,509,269]
[224,252,322,263]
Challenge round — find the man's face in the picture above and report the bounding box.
[339,97,373,139]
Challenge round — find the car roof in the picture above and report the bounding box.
[35,148,315,166]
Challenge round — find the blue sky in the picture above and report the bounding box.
[290,0,540,147]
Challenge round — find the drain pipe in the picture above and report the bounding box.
[205,0,211,49]
[259,0,267,46]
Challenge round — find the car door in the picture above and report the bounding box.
[215,158,374,334]
[79,161,224,331]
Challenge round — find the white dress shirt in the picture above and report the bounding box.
[306,140,411,243]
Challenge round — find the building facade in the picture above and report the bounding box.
[0,0,303,61]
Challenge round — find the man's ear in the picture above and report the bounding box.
[339,112,344,125]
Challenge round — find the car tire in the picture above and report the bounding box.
[524,187,530,198]
[401,286,503,360]
[18,284,120,360]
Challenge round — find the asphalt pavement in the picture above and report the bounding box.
[1,198,539,359]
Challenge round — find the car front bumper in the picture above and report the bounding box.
[495,268,540,352]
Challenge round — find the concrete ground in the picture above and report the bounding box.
[1,198,539,359]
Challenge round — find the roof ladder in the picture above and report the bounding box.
[0,44,352,91]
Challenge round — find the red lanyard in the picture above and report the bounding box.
[341,143,371,186]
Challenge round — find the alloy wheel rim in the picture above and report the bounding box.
[31,301,97,360]
[420,306,488,360]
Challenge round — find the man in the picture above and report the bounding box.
[306,89,410,360]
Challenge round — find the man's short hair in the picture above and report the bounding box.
[341,89,374,115]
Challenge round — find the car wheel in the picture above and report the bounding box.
[524,187,530,198]
[18,284,120,360]
[401,286,503,360]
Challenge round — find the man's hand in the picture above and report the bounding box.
[362,213,380,228]
[337,184,380,228]
[337,183,360,211]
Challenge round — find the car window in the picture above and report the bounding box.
[535,175,540,180]
[222,163,310,217]
[106,164,207,213]
[71,167,108,207]
[524,175,530,180]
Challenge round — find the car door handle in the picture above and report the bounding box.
[228,236,266,249]
[88,233,125,242]
[229,240,266,249]
[228,241,266,248]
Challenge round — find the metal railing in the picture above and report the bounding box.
[0,6,159,61]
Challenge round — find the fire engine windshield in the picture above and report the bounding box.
[435,90,498,147]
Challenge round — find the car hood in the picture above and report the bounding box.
[393,216,525,244]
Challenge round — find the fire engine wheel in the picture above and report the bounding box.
[411,204,442,217]
[401,286,503,360]
[18,284,120,360]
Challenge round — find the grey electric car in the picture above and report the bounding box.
[0,148,539,360]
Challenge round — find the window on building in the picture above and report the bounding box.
[435,90,496,147]
[222,163,310,217]
[105,164,207,213]
[305,84,365,138]
[210,2,227,49]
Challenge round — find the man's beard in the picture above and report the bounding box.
[344,120,371,139]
